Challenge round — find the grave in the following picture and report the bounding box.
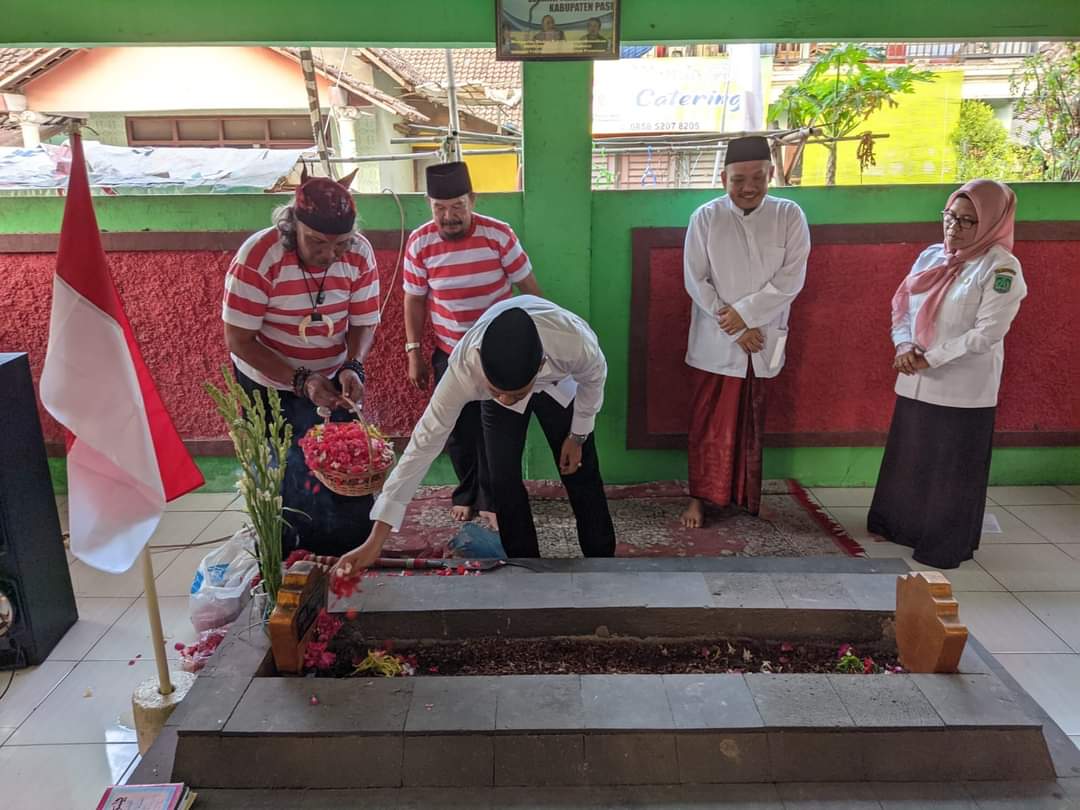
[132,557,1080,802]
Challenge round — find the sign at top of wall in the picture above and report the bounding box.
[592,56,769,135]
[496,0,620,61]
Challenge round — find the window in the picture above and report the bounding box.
[591,40,1077,188]
[126,116,321,148]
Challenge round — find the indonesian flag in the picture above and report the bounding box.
[40,133,204,573]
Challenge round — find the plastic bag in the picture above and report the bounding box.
[448,523,507,560]
[189,528,259,632]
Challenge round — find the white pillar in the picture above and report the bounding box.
[2,93,40,147]
[19,119,41,148]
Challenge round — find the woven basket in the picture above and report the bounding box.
[303,409,394,498]
[311,464,390,498]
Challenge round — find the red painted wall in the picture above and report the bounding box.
[0,247,433,445]
[644,241,1080,438]
[4,238,1077,448]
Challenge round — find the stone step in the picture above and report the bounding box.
[184,782,1080,810]
[172,671,1054,788]
[330,570,901,641]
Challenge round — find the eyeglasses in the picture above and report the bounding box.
[941,210,979,231]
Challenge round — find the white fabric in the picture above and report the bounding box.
[893,243,1026,408]
[40,277,165,573]
[371,296,606,530]
[683,195,810,378]
[0,142,304,193]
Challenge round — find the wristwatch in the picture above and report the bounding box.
[569,432,589,446]
[405,342,421,353]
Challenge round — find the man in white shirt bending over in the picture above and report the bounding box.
[681,136,811,528]
[336,295,616,572]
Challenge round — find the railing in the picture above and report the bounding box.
[904,41,1039,59]
[775,41,1040,64]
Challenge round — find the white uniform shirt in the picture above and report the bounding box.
[893,243,1026,408]
[683,195,810,378]
[370,295,607,530]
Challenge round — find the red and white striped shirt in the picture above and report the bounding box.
[403,213,532,353]
[222,226,380,389]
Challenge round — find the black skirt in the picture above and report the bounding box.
[868,395,996,570]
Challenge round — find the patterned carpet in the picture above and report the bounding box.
[384,480,865,559]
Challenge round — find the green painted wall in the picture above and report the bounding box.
[4,0,1078,46]
[0,193,522,235]
[6,1,1080,487]
[520,61,595,479]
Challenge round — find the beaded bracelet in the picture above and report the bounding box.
[341,359,366,384]
[292,366,312,397]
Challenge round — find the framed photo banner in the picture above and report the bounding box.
[496,0,620,61]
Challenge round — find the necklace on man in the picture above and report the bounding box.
[297,256,334,343]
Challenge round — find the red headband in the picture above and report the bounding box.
[294,178,356,235]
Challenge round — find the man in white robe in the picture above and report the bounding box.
[680,136,811,527]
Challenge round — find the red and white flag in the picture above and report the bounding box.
[40,133,204,573]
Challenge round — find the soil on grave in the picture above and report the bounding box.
[320,627,900,677]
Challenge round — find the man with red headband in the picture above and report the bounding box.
[222,169,381,554]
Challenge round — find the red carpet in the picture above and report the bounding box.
[385,479,865,559]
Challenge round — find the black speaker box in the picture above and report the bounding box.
[0,353,78,668]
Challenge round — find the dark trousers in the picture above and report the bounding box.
[481,391,616,558]
[432,348,492,512]
[233,366,373,557]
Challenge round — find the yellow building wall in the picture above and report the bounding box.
[800,68,963,185]
[413,145,520,192]
[465,152,520,192]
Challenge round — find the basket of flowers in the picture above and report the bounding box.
[299,412,396,497]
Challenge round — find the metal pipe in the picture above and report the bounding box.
[590,145,724,155]
[597,127,817,145]
[403,125,521,145]
[391,134,521,145]
[806,134,891,144]
[321,150,441,163]
[298,47,332,176]
[444,49,462,162]
[318,146,519,164]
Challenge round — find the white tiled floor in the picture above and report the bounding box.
[2,487,1079,806]
[816,485,1080,753]
[0,496,250,806]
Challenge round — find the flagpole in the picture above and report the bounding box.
[140,548,174,695]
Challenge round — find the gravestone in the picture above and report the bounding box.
[268,561,328,674]
[895,571,968,673]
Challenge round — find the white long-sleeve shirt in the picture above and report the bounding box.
[684,195,810,378]
[370,295,607,530]
[893,243,1026,408]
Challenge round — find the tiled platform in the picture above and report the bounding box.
[154,561,1071,792]
[2,486,1079,808]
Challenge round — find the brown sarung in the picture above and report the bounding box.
[687,367,767,515]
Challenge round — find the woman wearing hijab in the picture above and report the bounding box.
[867,179,1027,569]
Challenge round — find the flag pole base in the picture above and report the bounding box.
[132,670,197,755]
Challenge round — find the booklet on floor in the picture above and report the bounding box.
[94,782,196,810]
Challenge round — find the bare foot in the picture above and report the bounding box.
[680,498,705,529]
[451,504,475,522]
[479,510,499,532]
